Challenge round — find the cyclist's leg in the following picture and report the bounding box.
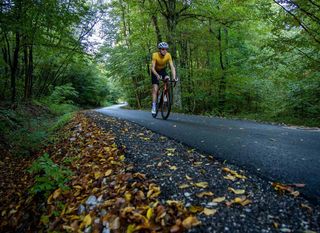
[152,84,158,103]
[151,72,159,113]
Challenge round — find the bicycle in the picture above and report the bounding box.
[152,77,177,120]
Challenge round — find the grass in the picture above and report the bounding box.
[0,101,78,157]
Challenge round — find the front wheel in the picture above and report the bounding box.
[161,90,171,120]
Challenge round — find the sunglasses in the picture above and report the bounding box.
[161,48,167,51]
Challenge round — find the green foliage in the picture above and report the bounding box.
[98,0,320,126]
[49,83,79,104]
[49,113,74,133]
[28,153,73,197]
[46,103,79,115]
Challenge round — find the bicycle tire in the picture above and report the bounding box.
[161,90,171,120]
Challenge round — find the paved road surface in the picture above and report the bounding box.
[96,104,320,203]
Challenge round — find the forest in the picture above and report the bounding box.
[1,0,319,126]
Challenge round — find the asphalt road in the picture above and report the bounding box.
[96,104,320,202]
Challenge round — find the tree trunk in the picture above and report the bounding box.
[11,31,20,103]
[1,47,9,100]
[217,27,226,114]
[24,42,33,100]
[151,15,162,44]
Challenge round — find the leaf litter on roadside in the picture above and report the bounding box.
[30,113,201,232]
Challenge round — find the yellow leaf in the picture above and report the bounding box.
[212,197,226,203]
[179,184,190,189]
[228,187,246,195]
[147,184,161,198]
[203,208,217,216]
[82,214,92,227]
[105,169,112,176]
[189,205,204,213]
[73,185,82,190]
[182,216,201,229]
[53,188,61,199]
[223,175,236,181]
[119,155,125,161]
[222,167,247,179]
[94,172,102,179]
[70,215,80,220]
[186,175,192,180]
[47,194,53,204]
[146,208,153,220]
[193,162,202,166]
[194,182,208,188]
[125,192,132,202]
[226,196,252,206]
[169,165,177,170]
[196,192,214,198]
[126,224,136,233]
[166,148,176,152]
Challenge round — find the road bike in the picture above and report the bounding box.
[152,77,177,120]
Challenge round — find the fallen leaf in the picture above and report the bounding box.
[186,175,192,180]
[53,188,61,199]
[212,197,226,203]
[182,216,201,229]
[105,169,112,176]
[301,204,312,213]
[226,196,252,206]
[223,174,236,181]
[124,191,132,202]
[166,148,176,152]
[272,182,299,197]
[228,187,246,195]
[203,208,217,216]
[179,184,190,189]
[193,162,202,166]
[82,214,92,227]
[127,224,136,233]
[94,172,102,179]
[146,207,153,220]
[194,182,208,188]
[222,167,247,179]
[169,165,177,170]
[196,192,214,198]
[188,206,204,213]
[170,225,181,233]
[110,216,120,230]
[292,183,305,188]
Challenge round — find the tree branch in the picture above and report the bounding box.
[274,0,320,45]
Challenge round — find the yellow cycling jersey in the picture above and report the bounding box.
[152,52,173,71]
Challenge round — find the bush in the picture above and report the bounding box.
[49,83,79,104]
[28,153,73,197]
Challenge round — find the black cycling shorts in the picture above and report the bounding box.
[151,69,168,85]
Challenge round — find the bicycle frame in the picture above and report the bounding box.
[152,78,177,120]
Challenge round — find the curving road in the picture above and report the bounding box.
[96,104,320,203]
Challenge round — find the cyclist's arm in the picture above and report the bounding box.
[169,60,176,81]
[151,60,161,79]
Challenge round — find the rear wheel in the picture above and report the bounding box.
[161,90,171,120]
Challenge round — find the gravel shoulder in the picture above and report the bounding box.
[87,111,320,233]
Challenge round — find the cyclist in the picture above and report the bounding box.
[151,42,177,114]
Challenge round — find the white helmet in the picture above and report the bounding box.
[158,42,169,49]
